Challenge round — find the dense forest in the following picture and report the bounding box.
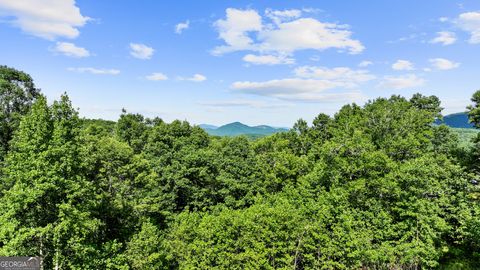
[0,65,479,269]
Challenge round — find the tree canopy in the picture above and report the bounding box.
[0,66,41,159]
[0,66,479,269]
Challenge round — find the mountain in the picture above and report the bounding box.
[199,122,288,137]
[198,124,218,130]
[436,112,474,128]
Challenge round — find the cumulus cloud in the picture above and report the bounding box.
[0,0,89,39]
[456,11,480,44]
[358,61,373,67]
[129,43,154,59]
[430,31,457,45]
[258,18,364,54]
[67,67,120,75]
[231,79,365,102]
[175,20,189,34]
[178,74,207,82]
[212,8,364,56]
[392,60,414,71]
[265,8,302,25]
[231,66,373,102]
[146,72,168,81]
[53,42,89,57]
[378,74,425,89]
[213,8,262,54]
[242,54,294,65]
[429,58,460,70]
[294,66,375,85]
[232,79,367,103]
[232,79,338,94]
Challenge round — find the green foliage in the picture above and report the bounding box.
[0,65,41,159]
[451,128,479,149]
[467,90,480,128]
[126,220,168,269]
[1,66,480,269]
[116,111,150,153]
[0,95,102,269]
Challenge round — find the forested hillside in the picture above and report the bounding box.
[451,128,480,148]
[1,66,480,269]
[435,112,475,129]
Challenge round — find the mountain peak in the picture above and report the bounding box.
[198,124,218,130]
[224,121,248,127]
[436,112,474,128]
[199,122,288,137]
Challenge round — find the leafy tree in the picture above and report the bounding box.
[410,93,442,118]
[467,90,480,128]
[210,136,258,207]
[467,90,480,173]
[431,125,460,155]
[0,66,41,159]
[116,110,150,153]
[0,95,101,269]
[310,112,331,142]
[125,219,168,269]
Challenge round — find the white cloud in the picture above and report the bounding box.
[54,42,89,57]
[429,58,460,70]
[302,8,322,14]
[230,65,373,102]
[129,43,154,59]
[439,17,449,22]
[175,20,189,34]
[456,11,480,44]
[189,74,207,82]
[392,60,414,71]
[232,79,365,102]
[178,74,207,82]
[258,18,364,54]
[232,78,367,103]
[265,8,302,25]
[67,67,120,75]
[387,33,424,44]
[358,60,373,67]
[213,8,364,56]
[212,8,263,55]
[430,31,457,45]
[242,54,294,65]
[0,0,89,39]
[146,72,168,81]
[293,66,375,85]
[378,74,425,89]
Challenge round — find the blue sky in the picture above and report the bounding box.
[0,0,479,126]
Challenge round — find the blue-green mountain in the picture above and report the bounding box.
[198,124,218,130]
[436,112,474,128]
[199,122,288,137]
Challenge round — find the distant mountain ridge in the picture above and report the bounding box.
[198,124,218,130]
[199,122,289,137]
[200,112,475,137]
[436,112,474,128]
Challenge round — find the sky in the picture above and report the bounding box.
[0,0,479,127]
